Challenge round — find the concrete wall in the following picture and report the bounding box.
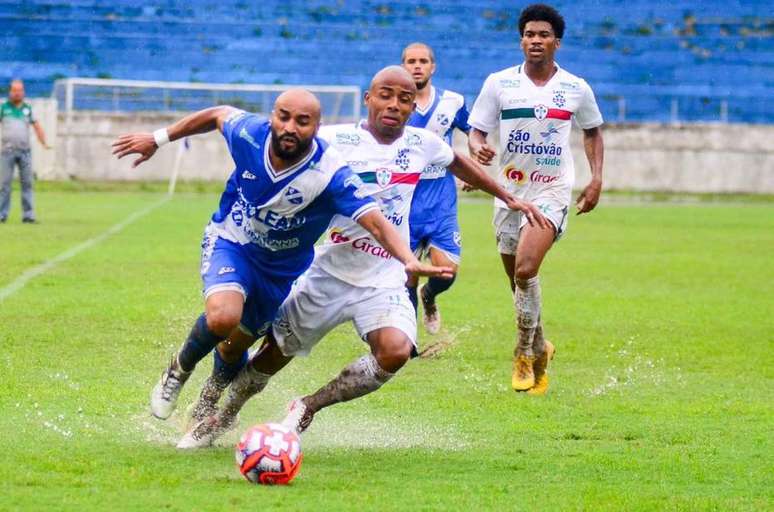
[25,108,774,194]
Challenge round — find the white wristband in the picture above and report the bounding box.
[153,128,170,147]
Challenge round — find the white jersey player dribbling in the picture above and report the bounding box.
[470,62,603,248]
[273,121,454,357]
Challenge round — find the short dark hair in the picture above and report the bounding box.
[518,4,565,39]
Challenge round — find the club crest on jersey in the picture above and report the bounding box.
[534,104,549,121]
[395,148,410,171]
[552,91,566,108]
[375,167,393,187]
[435,113,450,127]
[284,186,303,205]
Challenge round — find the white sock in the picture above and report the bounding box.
[304,353,394,413]
[515,276,541,358]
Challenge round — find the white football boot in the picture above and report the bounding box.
[150,355,192,420]
[420,284,441,335]
[281,398,315,435]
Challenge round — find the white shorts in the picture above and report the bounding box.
[493,200,569,256]
[272,265,417,357]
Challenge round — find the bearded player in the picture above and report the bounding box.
[178,66,548,447]
[401,42,471,335]
[468,4,605,394]
[112,89,450,423]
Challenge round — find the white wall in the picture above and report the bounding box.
[29,108,774,194]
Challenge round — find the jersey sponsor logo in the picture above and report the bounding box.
[242,170,257,180]
[250,232,300,251]
[499,79,521,88]
[238,127,262,150]
[540,124,560,142]
[395,148,410,171]
[226,110,247,124]
[506,129,563,157]
[530,171,559,184]
[253,208,306,231]
[351,237,393,260]
[534,104,549,121]
[217,266,235,275]
[284,186,303,205]
[336,133,361,145]
[503,164,527,185]
[329,228,350,243]
[405,133,422,146]
[506,98,528,106]
[560,81,580,91]
[347,160,369,169]
[552,91,566,108]
[421,164,447,180]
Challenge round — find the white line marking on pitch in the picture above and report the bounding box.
[0,196,170,303]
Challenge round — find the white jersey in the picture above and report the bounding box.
[469,62,603,208]
[313,122,455,288]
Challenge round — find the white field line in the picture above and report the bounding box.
[0,196,170,303]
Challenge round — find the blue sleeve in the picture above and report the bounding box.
[453,101,471,134]
[322,167,378,220]
[220,110,264,155]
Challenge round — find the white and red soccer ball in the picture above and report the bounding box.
[235,423,302,485]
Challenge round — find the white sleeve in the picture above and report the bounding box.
[468,74,500,133]
[574,80,604,129]
[423,130,454,168]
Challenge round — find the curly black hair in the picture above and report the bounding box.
[518,4,565,39]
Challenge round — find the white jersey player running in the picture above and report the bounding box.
[468,4,605,394]
[179,66,548,447]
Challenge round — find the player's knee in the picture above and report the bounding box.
[374,337,412,373]
[205,307,241,337]
[514,259,539,281]
[217,340,244,363]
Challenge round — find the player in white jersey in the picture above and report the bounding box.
[178,66,548,447]
[402,42,471,336]
[468,4,605,394]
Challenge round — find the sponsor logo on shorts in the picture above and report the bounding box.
[336,133,361,145]
[453,231,462,247]
[352,237,393,259]
[552,90,566,108]
[534,104,549,121]
[242,170,257,180]
[284,186,303,205]
[218,266,235,275]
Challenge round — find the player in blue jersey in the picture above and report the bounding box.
[111,89,451,422]
[402,42,471,335]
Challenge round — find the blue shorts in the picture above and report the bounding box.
[409,214,461,264]
[200,234,293,338]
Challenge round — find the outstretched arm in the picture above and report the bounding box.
[357,210,454,279]
[32,122,51,149]
[111,105,239,167]
[575,126,604,215]
[447,152,550,229]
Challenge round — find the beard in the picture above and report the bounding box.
[415,78,430,90]
[270,130,313,161]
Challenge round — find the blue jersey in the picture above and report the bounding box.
[208,111,378,280]
[407,86,470,224]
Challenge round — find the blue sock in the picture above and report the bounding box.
[407,285,418,315]
[422,275,456,304]
[213,348,249,383]
[177,313,227,372]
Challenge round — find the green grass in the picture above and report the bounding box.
[1,190,772,511]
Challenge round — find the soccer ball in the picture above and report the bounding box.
[235,423,303,485]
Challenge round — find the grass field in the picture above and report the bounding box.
[1,187,772,511]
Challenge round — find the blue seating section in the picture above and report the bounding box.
[1,0,772,123]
